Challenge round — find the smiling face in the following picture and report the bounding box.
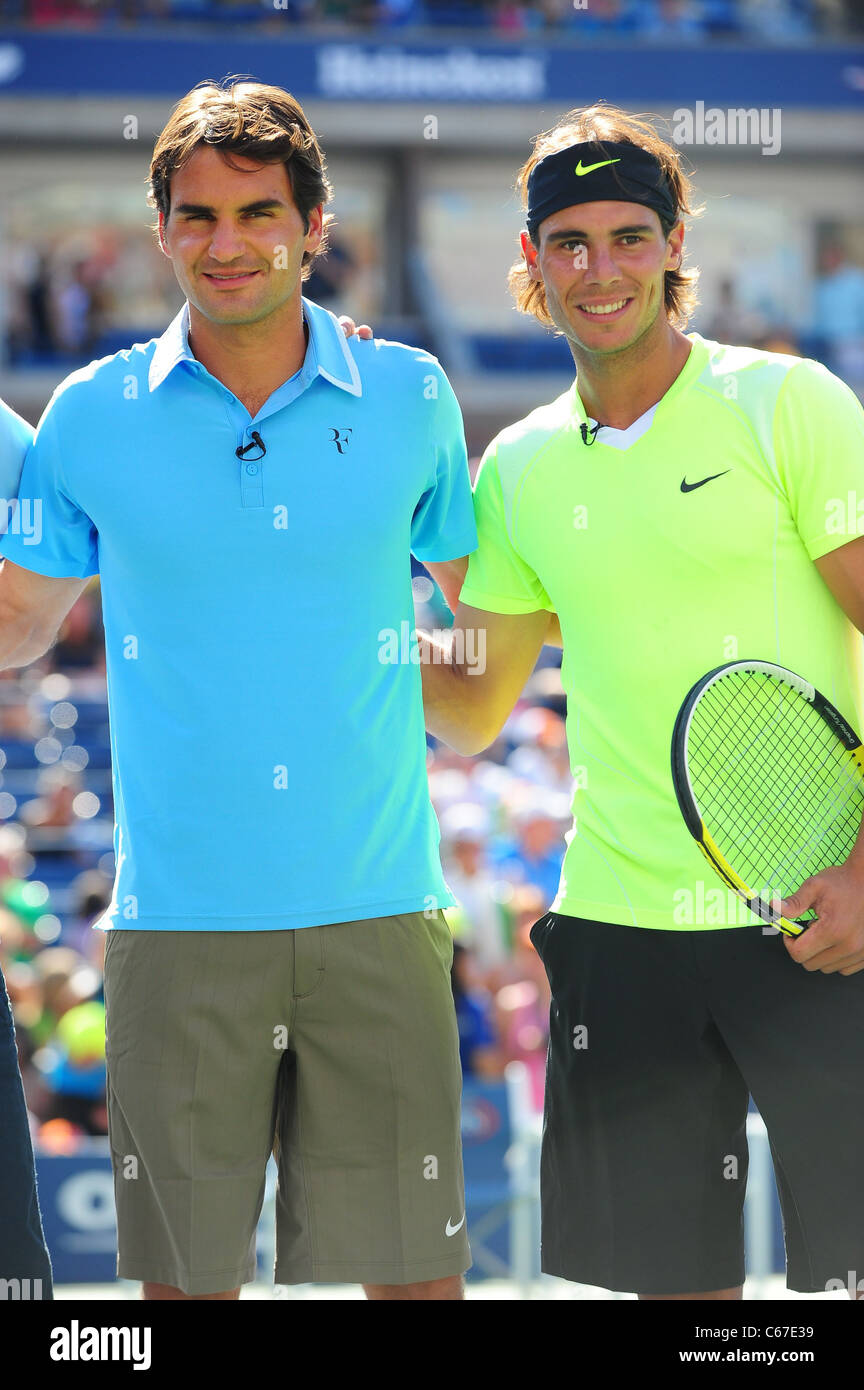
[157,144,323,328]
[522,200,684,356]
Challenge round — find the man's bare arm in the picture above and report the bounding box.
[423,557,562,649]
[815,536,864,635]
[423,558,468,616]
[420,602,551,755]
[0,559,90,669]
[774,535,864,974]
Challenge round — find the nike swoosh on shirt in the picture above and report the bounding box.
[680,470,732,493]
[445,1213,466,1237]
[575,157,622,176]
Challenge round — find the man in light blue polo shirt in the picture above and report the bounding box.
[0,79,475,1301]
[0,396,54,1299]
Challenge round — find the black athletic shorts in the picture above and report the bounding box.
[530,912,864,1296]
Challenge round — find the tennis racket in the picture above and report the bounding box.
[671,659,864,938]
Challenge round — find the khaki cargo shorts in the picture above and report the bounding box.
[102,911,470,1294]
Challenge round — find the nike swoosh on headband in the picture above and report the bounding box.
[574,157,622,176]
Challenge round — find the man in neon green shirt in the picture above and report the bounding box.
[421,102,864,1301]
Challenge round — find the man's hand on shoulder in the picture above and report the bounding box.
[338,316,373,340]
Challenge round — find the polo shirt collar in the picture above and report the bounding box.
[302,296,363,398]
[147,295,363,398]
[148,302,192,393]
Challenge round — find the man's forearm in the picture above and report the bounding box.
[418,629,491,755]
[0,606,52,671]
[841,799,864,876]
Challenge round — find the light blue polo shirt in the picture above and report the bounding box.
[0,298,477,931]
[0,396,33,530]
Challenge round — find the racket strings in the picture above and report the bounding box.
[702,689,860,836]
[693,724,860,893]
[696,712,858,863]
[687,671,864,915]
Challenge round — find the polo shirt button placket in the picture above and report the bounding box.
[239,435,264,509]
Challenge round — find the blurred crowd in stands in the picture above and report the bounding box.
[0,585,115,1149]
[5,228,362,368]
[698,237,864,401]
[9,221,864,400]
[8,250,108,364]
[3,0,860,40]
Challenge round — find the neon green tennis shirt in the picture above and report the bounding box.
[460,333,864,929]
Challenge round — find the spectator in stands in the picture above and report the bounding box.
[10,0,844,29]
[635,0,706,38]
[376,0,426,24]
[560,0,640,32]
[441,801,510,975]
[813,239,864,398]
[38,998,107,1137]
[27,946,99,1048]
[737,0,813,38]
[0,874,56,963]
[505,706,572,795]
[3,959,42,1066]
[0,692,45,762]
[491,795,566,907]
[303,234,358,313]
[494,884,550,1106]
[63,867,112,960]
[451,940,503,1078]
[19,768,81,830]
[10,247,55,360]
[704,275,768,347]
[36,1,115,28]
[53,261,97,358]
[538,0,570,24]
[494,1,523,33]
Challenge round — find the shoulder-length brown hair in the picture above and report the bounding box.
[509,102,702,329]
[148,77,334,278]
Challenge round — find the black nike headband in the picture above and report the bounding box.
[525,141,678,238]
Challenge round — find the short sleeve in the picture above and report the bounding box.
[773,359,864,561]
[0,397,33,518]
[410,365,477,563]
[0,394,99,578]
[459,445,553,614]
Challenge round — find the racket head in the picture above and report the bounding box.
[671,660,864,937]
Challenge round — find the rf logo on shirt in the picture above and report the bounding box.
[330,428,353,454]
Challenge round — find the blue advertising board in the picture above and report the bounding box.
[0,33,861,108]
[32,1146,118,1287]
